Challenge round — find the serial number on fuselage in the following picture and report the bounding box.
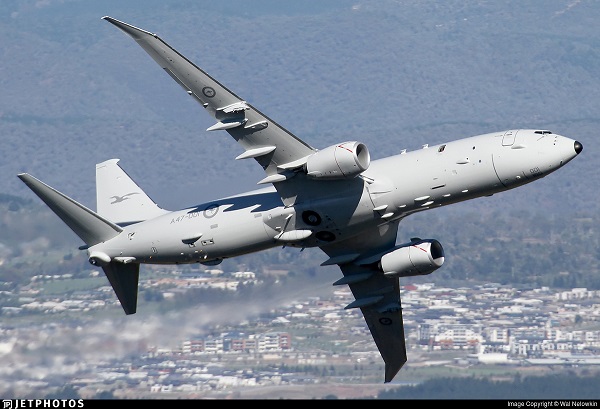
[170,205,219,224]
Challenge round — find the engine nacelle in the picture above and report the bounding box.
[305,141,370,179]
[379,239,445,278]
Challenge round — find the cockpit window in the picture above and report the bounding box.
[534,130,553,135]
[438,145,446,153]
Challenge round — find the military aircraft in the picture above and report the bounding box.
[17,16,583,383]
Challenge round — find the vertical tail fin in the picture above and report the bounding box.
[96,159,168,226]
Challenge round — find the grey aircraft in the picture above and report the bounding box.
[18,17,583,383]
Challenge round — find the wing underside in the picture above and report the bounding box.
[321,220,407,383]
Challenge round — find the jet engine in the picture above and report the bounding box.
[379,238,445,278]
[305,141,370,179]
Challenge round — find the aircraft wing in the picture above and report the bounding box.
[319,220,407,383]
[103,17,317,189]
[104,17,407,380]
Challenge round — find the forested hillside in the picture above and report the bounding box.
[1,0,597,213]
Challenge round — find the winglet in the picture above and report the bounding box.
[102,16,155,39]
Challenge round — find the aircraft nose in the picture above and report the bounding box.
[574,141,583,155]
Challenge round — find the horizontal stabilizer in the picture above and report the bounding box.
[96,159,168,225]
[18,173,122,247]
[102,261,140,315]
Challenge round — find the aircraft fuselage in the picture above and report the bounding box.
[88,129,581,266]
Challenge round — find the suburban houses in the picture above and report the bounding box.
[1,267,600,398]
